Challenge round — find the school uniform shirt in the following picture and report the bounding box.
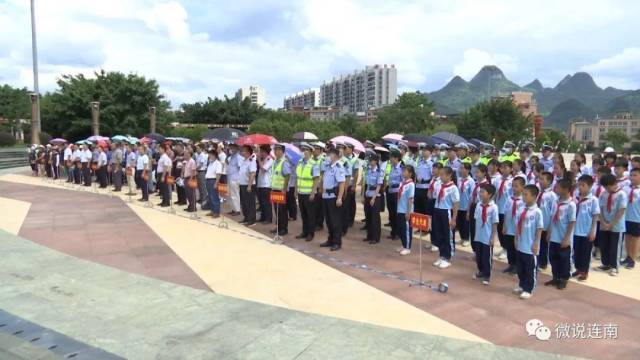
[364,166,384,198]
[599,187,627,233]
[516,205,544,255]
[504,195,525,236]
[257,156,273,188]
[581,165,593,177]
[626,185,640,223]
[457,176,475,211]
[427,177,441,199]
[474,201,499,245]
[205,159,222,179]
[397,180,415,214]
[72,149,81,162]
[226,153,242,182]
[526,169,537,185]
[513,171,526,182]
[79,150,90,163]
[322,161,345,199]
[494,175,513,214]
[591,182,604,198]
[184,158,196,178]
[136,154,149,171]
[617,176,631,189]
[238,155,257,185]
[539,188,558,231]
[387,163,403,194]
[471,179,489,205]
[575,194,600,236]
[548,199,577,243]
[157,153,172,174]
[435,181,460,210]
[415,157,433,189]
[539,156,554,172]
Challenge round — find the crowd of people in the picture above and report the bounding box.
[29,138,640,300]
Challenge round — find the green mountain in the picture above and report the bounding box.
[428,66,639,130]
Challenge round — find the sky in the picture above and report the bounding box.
[1,0,639,109]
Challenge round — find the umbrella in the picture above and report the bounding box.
[236,134,278,146]
[292,132,318,141]
[402,134,437,145]
[203,128,246,142]
[330,136,365,153]
[432,131,467,145]
[144,132,165,142]
[86,135,109,142]
[282,143,302,166]
[111,135,128,142]
[97,140,109,149]
[75,140,90,145]
[431,136,455,146]
[467,138,492,148]
[49,138,67,145]
[382,133,403,143]
[139,137,151,144]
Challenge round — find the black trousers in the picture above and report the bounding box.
[364,196,381,242]
[159,176,170,206]
[67,165,73,182]
[517,251,537,293]
[258,187,272,222]
[549,242,571,280]
[573,235,593,273]
[140,173,149,201]
[324,197,343,246]
[315,191,324,228]
[112,167,123,190]
[599,230,621,269]
[414,188,428,214]
[185,184,196,211]
[273,190,288,233]
[503,234,517,266]
[239,185,256,224]
[176,185,186,204]
[538,230,549,268]
[433,208,455,260]
[97,166,108,188]
[386,191,398,237]
[298,193,315,237]
[346,186,355,226]
[469,203,477,245]
[475,242,493,279]
[83,164,91,186]
[497,214,506,249]
[287,187,297,220]
[74,163,81,184]
[457,210,469,241]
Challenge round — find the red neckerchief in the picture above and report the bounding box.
[438,182,454,203]
[630,185,638,204]
[517,207,531,235]
[471,180,488,203]
[498,176,509,199]
[553,200,570,223]
[527,170,534,181]
[428,178,437,196]
[576,196,590,217]
[398,179,414,201]
[511,196,521,218]
[481,203,490,225]
[459,177,469,194]
[618,177,628,184]
[607,187,620,212]
[537,188,548,206]
[595,184,603,198]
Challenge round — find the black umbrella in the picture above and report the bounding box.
[144,132,165,142]
[432,131,467,145]
[203,128,246,142]
[402,134,437,145]
[468,138,492,148]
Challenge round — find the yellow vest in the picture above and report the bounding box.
[296,159,314,194]
[271,158,286,191]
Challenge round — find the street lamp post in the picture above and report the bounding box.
[29,0,41,144]
[149,106,157,133]
[91,102,100,135]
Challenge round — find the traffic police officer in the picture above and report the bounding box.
[312,142,326,230]
[415,143,433,215]
[270,143,291,236]
[539,144,555,172]
[344,143,360,230]
[456,142,472,164]
[320,146,346,251]
[387,148,404,240]
[295,143,320,241]
[479,144,494,165]
[398,141,415,167]
[499,141,519,163]
[363,150,384,244]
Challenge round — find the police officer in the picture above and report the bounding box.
[312,142,326,230]
[445,145,462,179]
[415,143,433,215]
[398,141,415,167]
[479,144,494,165]
[320,146,346,251]
[386,148,403,240]
[270,144,291,236]
[363,150,384,244]
[343,143,360,230]
[539,144,555,172]
[456,142,472,164]
[336,143,353,236]
[499,141,519,163]
[295,143,320,241]
[437,144,449,166]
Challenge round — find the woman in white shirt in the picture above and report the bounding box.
[205,150,223,217]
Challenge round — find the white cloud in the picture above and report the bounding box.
[582,47,640,88]
[452,49,518,80]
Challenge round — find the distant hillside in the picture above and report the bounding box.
[428,65,639,130]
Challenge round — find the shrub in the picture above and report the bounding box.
[0,132,17,147]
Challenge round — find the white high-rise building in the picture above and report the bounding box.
[235,85,266,106]
[283,88,320,110]
[319,64,397,113]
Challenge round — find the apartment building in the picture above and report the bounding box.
[235,85,266,106]
[569,112,640,148]
[283,89,320,110]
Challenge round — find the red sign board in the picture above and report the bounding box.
[270,191,286,204]
[410,213,430,232]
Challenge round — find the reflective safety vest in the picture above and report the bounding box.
[384,161,392,183]
[479,156,492,165]
[499,153,519,163]
[271,158,286,191]
[438,157,448,166]
[461,156,472,164]
[296,159,315,194]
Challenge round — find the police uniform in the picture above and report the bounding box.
[295,143,320,241]
[257,148,274,223]
[270,145,291,235]
[238,149,257,225]
[386,151,404,239]
[312,143,327,230]
[499,142,519,163]
[415,148,433,215]
[363,153,384,244]
[342,144,359,232]
[320,155,345,251]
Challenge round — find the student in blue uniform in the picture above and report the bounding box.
[426,162,443,251]
[320,147,346,251]
[468,164,489,252]
[363,151,384,244]
[537,171,558,269]
[514,185,544,300]
[546,178,577,289]
[457,163,475,247]
[386,149,404,240]
[573,175,600,281]
[473,184,499,285]
[623,168,640,269]
[396,165,416,255]
[502,176,525,274]
[414,143,433,215]
[597,173,627,276]
[432,167,460,269]
[494,161,514,261]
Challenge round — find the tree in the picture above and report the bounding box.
[602,128,630,152]
[536,128,581,152]
[248,111,307,141]
[179,96,267,125]
[40,70,172,140]
[0,85,30,121]
[373,92,436,137]
[454,98,532,145]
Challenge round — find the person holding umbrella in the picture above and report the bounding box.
[294,143,320,241]
[270,144,291,236]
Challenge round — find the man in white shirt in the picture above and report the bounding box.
[96,146,108,188]
[125,144,137,195]
[80,145,92,186]
[205,149,223,217]
[225,143,242,215]
[72,145,82,184]
[257,145,273,223]
[64,144,73,182]
[195,145,209,210]
[156,145,173,207]
[136,145,150,201]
